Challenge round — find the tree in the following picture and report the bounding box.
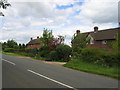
[107,33,118,51]
[0,0,11,16]
[55,45,72,61]
[0,0,11,9]
[41,28,54,47]
[7,40,18,48]
[48,35,65,50]
[49,45,72,61]
[58,35,65,44]
[2,42,8,50]
[19,44,22,49]
[71,33,87,52]
[22,44,26,48]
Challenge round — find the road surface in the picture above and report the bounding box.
[2,54,119,89]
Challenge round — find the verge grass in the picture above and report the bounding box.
[2,51,45,61]
[64,58,119,79]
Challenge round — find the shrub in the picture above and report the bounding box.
[49,51,58,60]
[81,47,103,62]
[102,52,119,67]
[4,48,14,52]
[39,50,50,57]
[55,45,72,61]
[79,47,119,67]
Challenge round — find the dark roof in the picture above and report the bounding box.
[27,38,41,45]
[83,27,119,41]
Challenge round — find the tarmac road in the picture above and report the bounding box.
[2,54,119,89]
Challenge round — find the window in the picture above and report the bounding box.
[90,38,94,44]
[102,41,107,44]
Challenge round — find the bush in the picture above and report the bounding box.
[39,50,50,57]
[102,52,119,67]
[81,47,103,62]
[79,47,119,67]
[55,45,72,61]
[49,51,58,60]
[4,48,14,52]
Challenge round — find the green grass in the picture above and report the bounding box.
[64,58,119,79]
[2,51,24,56]
[2,51,46,61]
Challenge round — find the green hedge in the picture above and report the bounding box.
[49,45,72,61]
[80,47,119,67]
[4,48,14,52]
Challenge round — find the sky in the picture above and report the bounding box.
[0,0,119,45]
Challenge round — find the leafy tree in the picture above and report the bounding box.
[55,45,72,61]
[107,33,118,51]
[2,42,8,50]
[19,44,22,49]
[48,38,59,50]
[7,40,18,48]
[58,35,65,44]
[0,0,11,16]
[71,33,87,52]
[22,44,26,48]
[48,35,65,50]
[41,28,54,47]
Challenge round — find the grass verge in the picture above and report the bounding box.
[2,51,46,61]
[64,58,119,79]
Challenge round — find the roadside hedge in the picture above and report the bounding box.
[49,45,72,61]
[4,48,14,52]
[80,47,119,67]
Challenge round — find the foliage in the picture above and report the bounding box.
[0,0,11,16]
[39,46,50,57]
[2,40,18,51]
[48,38,60,50]
[71,33,87,52]
[4,48,14,52]
[2,40,27,54]
[49,51,58,60]
[57,35,65,44]
[0,0,11,9]
[107,33,118,51]
[80,47,103,62]
[64,58,119,79]
[6,40,18,48]
[55,45,72,61]
[80,47,119,67]
[41,28,54,47]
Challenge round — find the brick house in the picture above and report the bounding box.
[26,36,42,49]
[72,27,119,50]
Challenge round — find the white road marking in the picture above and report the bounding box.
[2,59,16,66]
[27,69,77,89]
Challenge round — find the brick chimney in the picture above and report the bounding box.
[76,30,80,35]
[31,37,33,40]
[94,26,98,33]
[37,36,39,39]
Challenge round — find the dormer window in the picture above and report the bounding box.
[102,40,107,44]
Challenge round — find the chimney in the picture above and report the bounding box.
[31,37,33,40]
[76,30,80,35]
[37,36,39,39]
[94,26,98,33]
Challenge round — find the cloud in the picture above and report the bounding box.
[1,0,119,45]
[75,0,118,24]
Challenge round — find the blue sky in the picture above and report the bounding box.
[0,0,119,45]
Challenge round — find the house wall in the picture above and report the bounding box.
[26,44,41,49]
[87,41,113,50]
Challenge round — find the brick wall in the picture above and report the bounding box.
[26,44,41,49]
[87,42,112,50]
